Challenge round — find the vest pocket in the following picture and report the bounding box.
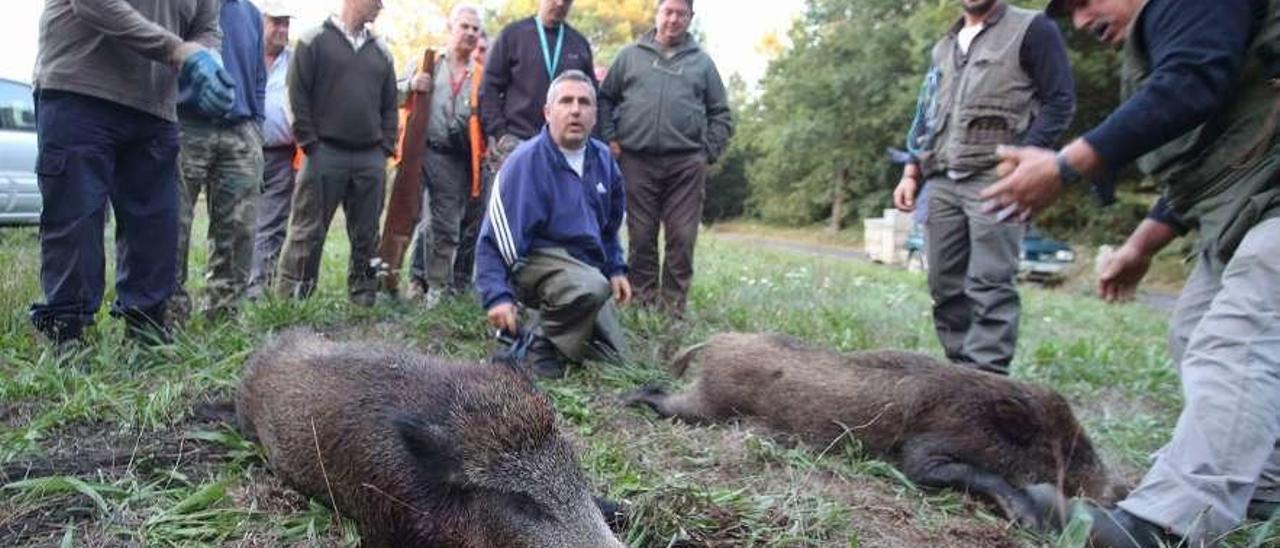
[958,104,1019,146]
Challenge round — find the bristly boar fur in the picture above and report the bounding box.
[236,329,623,548]
[624,332,1118,529]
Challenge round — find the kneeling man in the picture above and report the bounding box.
[475,70,631,378]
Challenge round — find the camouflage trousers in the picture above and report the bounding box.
[174,118,264,323]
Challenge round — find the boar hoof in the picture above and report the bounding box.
[1023,483,1071,533]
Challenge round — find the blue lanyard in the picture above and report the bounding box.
[536,17,565,80]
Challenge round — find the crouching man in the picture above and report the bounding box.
[475,70,630,379]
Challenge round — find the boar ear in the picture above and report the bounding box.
[392,414,467,485]
[989,396,1036,447]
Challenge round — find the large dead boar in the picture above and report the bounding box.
[625,332,1115,529]
[236,329,623,548]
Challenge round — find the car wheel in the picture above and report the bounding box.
[907,250,927,273]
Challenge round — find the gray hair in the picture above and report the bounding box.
[545,70,596,106]
[656,0,694,10]
[449,4,483,27]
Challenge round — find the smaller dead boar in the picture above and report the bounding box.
[625,332,1116,529]
[236,329,623,548]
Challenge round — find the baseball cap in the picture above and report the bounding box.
[258,0,294,18]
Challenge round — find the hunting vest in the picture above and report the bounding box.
[922,4,1040,177]
[1122,0,1280,260]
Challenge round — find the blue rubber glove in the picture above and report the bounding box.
[179,49,236,117]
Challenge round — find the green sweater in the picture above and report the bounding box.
[599,31,734,161]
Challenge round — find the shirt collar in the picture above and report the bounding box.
[329,15,372,41]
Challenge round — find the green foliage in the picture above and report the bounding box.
[734,0,1143,242]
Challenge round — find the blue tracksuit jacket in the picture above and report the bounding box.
[475,127,627,309]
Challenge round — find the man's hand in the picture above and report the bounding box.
[980,145,1064,222]
[892,176,919,212]
[1097,244,1152,303]
[176,45,236,117]
[410,72,432,93]
[610,275,632,306]
[487,302,518,335]
[609,140,623,158]
[1096,218,1179,304]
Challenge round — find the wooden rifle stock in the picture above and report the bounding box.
[378,49,436,293]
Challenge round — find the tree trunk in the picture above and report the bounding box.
[828,167,846,232]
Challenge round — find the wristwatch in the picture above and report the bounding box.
[1056,151,1083,187]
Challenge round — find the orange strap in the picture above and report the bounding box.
[468,59,486,198]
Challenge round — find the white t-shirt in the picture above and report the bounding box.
[560,146,586,177]
[958,24,983,55]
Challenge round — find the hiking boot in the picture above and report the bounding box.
[1086,507,1182,548]
[1249,499,1279,521]
[31,314,85,347]
[1023,483,1182,548]
[527,335,566,379]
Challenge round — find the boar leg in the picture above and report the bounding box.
[621,383,714,424]
[899,439,1044,531]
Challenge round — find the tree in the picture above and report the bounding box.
[736,0,1135,242]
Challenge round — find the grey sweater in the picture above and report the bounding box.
[598,31,734,161]
[289,20,398,155]
[35,0,221,123]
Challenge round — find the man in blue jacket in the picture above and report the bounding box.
[475,70,631,379]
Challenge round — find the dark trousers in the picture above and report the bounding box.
[408,149,470,290]
[924,172,1023,373]
[30,91,180,339]
[618,151,708,314]
[514,247,627,362]
[248,146,297,293]
[452,170,490,291]
[275,142,386,304]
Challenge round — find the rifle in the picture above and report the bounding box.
[378,49,437,293]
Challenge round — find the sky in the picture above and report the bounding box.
[2,0,805,86]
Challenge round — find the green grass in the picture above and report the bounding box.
[1,209,1276,547]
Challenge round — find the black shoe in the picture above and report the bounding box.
[491,328,536,366]
[118,305,171,346]
[1248,499,1279,521]
[1023,483,1182,548]
[527,336,566,379]
[1087,507,1181,548]
[32,315,85,346]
